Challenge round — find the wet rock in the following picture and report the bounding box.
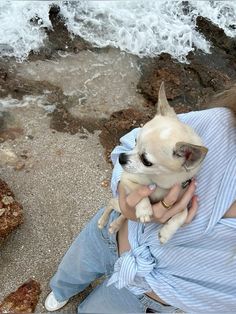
[138,17,236,111]
[0,179,23,240]
[0,68,7,81]
[50,105,105,134]
[99,108,152,163]
[196,16,236,58]
[0,279,41,313]
[137,53,231,110]
[47,5,91,53]
[0,68,61,101]
[0,111,24,142]
[28,5,92,61]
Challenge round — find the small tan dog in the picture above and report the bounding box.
[98,83,208,244]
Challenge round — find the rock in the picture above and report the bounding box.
[0,149,18,166]
[99,108,152,163]
[50,105,105,134]
[196,16,236,58]
[137,17,236,112]
[0,179,23,240]
[14,161,25,171]
[101,179,109,188]
[28,5,92,61]
[137,52,231,111]
[0,279,41,313]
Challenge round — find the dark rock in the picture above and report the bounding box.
[0,60,62,101]
[137,16,236,112]
[50,105,105,134]
[0,279,41,313]
[0,111,24,142]
[99,108,152,163]
[28,5,92,61]
[0,179,23,241]
[196,16,236,57]
[137,50,233,111]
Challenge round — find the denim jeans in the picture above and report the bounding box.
[50,208,179,313]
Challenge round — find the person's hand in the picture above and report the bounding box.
[118,179,198,224]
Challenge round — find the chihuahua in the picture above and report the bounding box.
[98,83,208,244]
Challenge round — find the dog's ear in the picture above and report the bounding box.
[156,82,177,119]
[174,142,208,171]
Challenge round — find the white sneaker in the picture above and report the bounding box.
[44,291,69,311]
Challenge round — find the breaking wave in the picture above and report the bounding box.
[0,0,236,62]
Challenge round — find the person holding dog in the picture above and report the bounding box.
[45,90,236,313]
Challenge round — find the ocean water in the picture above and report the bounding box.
[0,0,236,62]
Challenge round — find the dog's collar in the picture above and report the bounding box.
[181,179,192,189]
[152,178,192,190]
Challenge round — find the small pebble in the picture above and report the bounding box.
[0,208,6,216]
[2,195,14,205]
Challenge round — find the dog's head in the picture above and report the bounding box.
[119,83,208,177]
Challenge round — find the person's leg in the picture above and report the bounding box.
[77,278,145,314]
[50,208,119,302]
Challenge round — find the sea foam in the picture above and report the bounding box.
[0,0,236,62]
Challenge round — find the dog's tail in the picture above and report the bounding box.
[204,83,236,117]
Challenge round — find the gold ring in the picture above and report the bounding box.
[161,200,172,209]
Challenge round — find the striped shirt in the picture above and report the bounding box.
[108,108,236,312]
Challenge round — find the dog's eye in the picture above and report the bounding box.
[140,153,153,167]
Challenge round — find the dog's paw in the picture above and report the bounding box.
[135,199,153,223]
[159,225,172,244]
[138,214,152,223]
[108,221,121,234]
[97,216,107,229]
[136,208,152,223]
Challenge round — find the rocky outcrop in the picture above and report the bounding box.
[29,5,92,61]
[0,179,23,241]
[0,279,41,313]
[137,17,236,111]
[99,108,152,163]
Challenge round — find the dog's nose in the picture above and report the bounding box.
[119,153,128,165]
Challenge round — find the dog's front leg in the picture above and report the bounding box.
[159,208,188,244]
[109,214,127,234]
[98,198,120,229]
[135,197,153,223]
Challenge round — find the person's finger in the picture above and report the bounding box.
[161,183,182,209]
[125,184,156,209]
[152,184,182,222]
[177,179,197,209]
[153,181,196,223]
[184,195,198,224]
[118,184,137,220]
[118,183,157,220]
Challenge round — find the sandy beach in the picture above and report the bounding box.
[0,47,148,312]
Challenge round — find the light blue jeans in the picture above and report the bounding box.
[50,208,179,313]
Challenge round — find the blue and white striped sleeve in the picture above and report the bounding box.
[110,128,140,197]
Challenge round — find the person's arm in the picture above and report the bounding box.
[224,201,236,218]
